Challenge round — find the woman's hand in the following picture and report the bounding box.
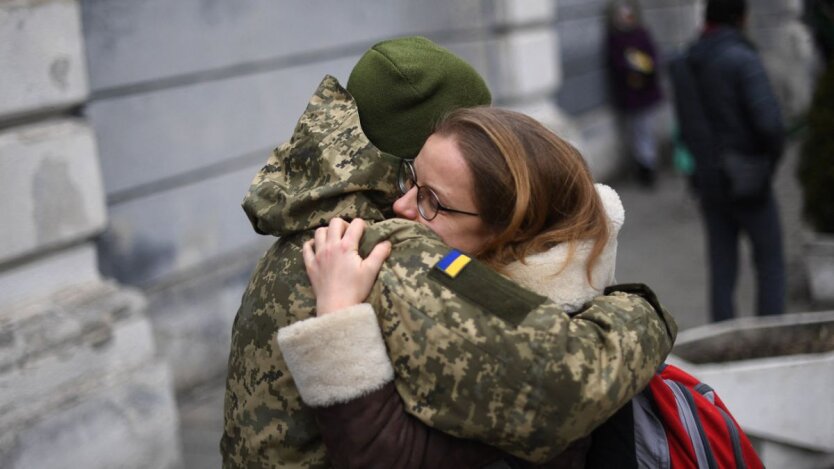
[302,218,392,316]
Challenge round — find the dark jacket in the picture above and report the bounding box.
[313,381,590,469]
[607,26,663,111]
[672,27,785,200]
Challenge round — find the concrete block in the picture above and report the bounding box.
[673,309,834,364]
[670,311,834,453]
[0,243,100,309]
[81,0,488,91]
[0,282,182,468]
[2,362,182,469]
[676,352,834,453]
[754,438,834,469]
[0,283,151,423]
[145,243,267,391]
[0,0,88,120]
[87,57,357,197]
[96,163,266,286]
[493,0,556,25]
[492,29,560,100]
[0,120,106,263]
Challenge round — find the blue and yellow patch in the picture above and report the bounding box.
[434,249,472,278]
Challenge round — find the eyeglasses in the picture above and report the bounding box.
[397,159,480,221]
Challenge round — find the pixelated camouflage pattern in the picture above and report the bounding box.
[222,75,678,467]
[242,75,400,238]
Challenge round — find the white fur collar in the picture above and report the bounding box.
[503,184,624,313]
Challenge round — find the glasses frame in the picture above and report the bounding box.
[397,159,480,221]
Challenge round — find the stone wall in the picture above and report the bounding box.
[0,0,181,467]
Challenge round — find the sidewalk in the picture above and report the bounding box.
[177,141,812,467]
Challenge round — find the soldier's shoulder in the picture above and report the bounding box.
[361,219,445,252]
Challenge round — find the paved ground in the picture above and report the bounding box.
[177,141,818,467]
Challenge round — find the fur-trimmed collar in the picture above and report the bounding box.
[503,184,624,313]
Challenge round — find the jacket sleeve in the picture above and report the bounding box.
[353,219,677,463]
[277,304,508,469]
[736,51,785,159]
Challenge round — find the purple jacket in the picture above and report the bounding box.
[607,26,663,111]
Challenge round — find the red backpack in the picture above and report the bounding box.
[642,363,763,469]
[587,285,763,468]
[588,363,764,469]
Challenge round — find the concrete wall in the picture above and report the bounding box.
[0,1,181,466]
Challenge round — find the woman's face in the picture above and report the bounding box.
[393,133,494,255]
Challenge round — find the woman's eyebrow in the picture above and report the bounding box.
[413,161,452,201]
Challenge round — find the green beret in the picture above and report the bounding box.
[347,36,492,159]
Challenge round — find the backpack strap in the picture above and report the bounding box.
[632,389,672,469]
[692,381,748,469]
[663,379,719,469]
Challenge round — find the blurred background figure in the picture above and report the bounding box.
[670,0,786,323]
[605,0,663,188]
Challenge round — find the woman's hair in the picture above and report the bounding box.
[433,107,610,281]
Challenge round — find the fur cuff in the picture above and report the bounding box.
[276,304,394,407]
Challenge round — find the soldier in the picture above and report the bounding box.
[221,36,677,467]
[285,107,636,467]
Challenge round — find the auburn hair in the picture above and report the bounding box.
[433,107,610,282]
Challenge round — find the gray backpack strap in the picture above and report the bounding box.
[665,380,718,469]
[693,381,747,469]
[632,391,671,469]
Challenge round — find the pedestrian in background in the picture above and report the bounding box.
[606,0,663,188]
[670,0,786,322]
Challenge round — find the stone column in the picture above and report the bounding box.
[0,1,181,467]
[488,0,588,170]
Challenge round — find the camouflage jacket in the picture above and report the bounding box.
[221,75,678,468]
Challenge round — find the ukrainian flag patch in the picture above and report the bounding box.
[434,249,472,278]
